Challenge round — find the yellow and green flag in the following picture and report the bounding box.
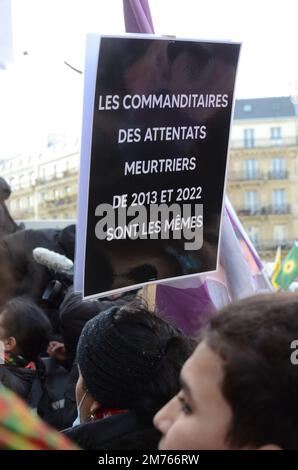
[276,243,298,290]
[271,246,281,291]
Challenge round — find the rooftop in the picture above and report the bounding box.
[234,97,296,120]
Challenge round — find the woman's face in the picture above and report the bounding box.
[75,371,96,424]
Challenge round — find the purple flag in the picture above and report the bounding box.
[155,282,215,337]
[123,0,154,34]
[122,0,272,337]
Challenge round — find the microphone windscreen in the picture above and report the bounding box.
[33,247,73,273]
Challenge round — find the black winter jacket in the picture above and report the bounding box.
[0,365,43,409]
[63,411,160,450]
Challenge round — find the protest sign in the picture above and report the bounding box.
[75,35,240,298]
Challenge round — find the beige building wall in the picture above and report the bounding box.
[1,139,79,222]
[227,98,298,261]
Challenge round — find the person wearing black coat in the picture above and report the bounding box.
[63,410,160,450]
[0,296,51,410]
[0,358,44,411]
[63,301,194,450]
[58,286,138,368]
[41,288,139,431]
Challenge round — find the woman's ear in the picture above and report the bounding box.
[3,336,16,352]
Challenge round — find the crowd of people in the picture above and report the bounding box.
[0,177,298,450]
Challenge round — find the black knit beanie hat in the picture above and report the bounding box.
[77,306,168,409]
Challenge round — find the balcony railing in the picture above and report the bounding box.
[230,137,297,149]
[39,195,76,208]
[256,239,296,251]
[236,204,291,216]
[228,170,288,181]
[229,171,265,181]
[35,169,78,185]
[267,170,288,180]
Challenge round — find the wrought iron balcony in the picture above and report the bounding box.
[228,171,265,181]
[264,204,291,215]
[236,205,291,216]
[267,170,288,180]
[35,170,78,185]
[230,137,297,149]
[229,170,288,181]
[256,239,296,251]
[39,195,76,208]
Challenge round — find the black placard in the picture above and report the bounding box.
[76,35,240,298]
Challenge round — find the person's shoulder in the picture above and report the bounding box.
[63,411,158,450]
[0,365,36,399]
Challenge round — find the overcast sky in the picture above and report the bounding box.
[0,0,297,157]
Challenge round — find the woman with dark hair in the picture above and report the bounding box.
[63,302,194,449]
[0,296,51,409]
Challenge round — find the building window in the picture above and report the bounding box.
[271,158,285,179]
[45,167,52,181]
[10,200,17,212]
[39,192,46,202]
[19,174,28,188]
[273,225,287,245]
[273,189,286,212]
[270,127,282,146]
[243,103,252,112]
[244,129,255,148]
[244,159,257,179]
[19,197,27,210]
[247,226,259,248]
[272,101,280,111]
[245,190,259,214]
